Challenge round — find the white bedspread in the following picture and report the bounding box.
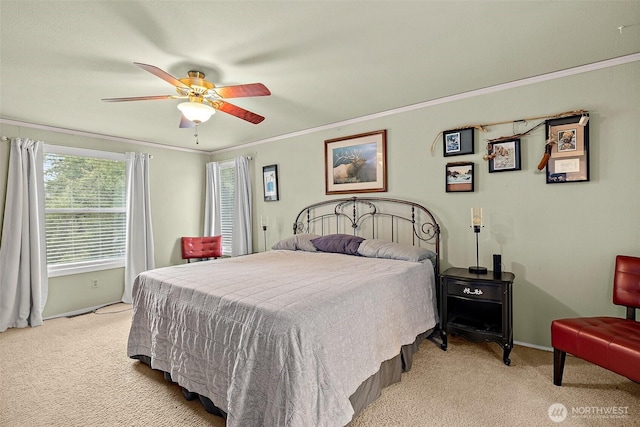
[127,250,437,427]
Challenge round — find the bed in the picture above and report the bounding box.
[127,196,441,426]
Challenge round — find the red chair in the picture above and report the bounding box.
[551,255,640,386]
[181,236,222,263]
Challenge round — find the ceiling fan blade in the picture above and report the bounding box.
[179,115,196,128]
[209,100,265,124]
[210,83,271,99]
[102,95,182,102]
[134,62,191,89]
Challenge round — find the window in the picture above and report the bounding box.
[219,161,235,256]
[43,145,126,276]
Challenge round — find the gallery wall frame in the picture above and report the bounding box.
[443,127,475,157]
[545,115,589,184]
[488,139,522,173]
[262,164,279,201]
[446,162,474,193]
[324,130,387,195]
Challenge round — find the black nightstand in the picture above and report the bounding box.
[439,267,515,365]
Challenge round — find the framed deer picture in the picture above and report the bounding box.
[324,130,387,195]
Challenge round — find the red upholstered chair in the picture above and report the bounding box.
[551,255,640,386]
[181,236,222,262]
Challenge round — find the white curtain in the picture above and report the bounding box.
[232,156,252,256]
[0,138,48,332]
[122,152,155,304]
[204,161,221,236]
[204,157,252,256]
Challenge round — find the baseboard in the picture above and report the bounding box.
[44,300,123,320]
[514,340,553,352]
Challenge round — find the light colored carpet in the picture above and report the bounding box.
[1,303,638,426]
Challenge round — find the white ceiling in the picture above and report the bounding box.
[1,1,639,153]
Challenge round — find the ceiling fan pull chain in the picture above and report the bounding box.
[194,125,200,144]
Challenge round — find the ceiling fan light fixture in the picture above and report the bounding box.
[177,101,216,124]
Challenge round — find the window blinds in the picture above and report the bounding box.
[219,164,235,256]
[43,150,126,274]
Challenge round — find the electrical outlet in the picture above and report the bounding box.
[91,279,99,288]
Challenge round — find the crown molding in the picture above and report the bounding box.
[211,52,640,154]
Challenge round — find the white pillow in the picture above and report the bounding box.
[357,239,436,263]
[271,234,319,252]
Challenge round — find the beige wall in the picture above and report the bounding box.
[0,124,209,317]
[213,61,640,348]
[1,61,638,346]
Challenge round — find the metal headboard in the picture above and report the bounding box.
[292,196,441,276]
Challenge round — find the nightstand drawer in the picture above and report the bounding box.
[447,280,502,302]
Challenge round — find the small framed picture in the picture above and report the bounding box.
[545,115,589,184]
[262,164,279,201]
[443,128,474,157]
[446,162,474,192]
[488,139,521,173]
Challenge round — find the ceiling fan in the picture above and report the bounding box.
[102,62,270,127]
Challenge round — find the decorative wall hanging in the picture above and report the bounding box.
[487,139,521,173]
[446,162,474,193]
[263,164,279,201]
[325,130,387,195]
[544,115,589,183]
[443,128,474,157]
[431,109,588,156]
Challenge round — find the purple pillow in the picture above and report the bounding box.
[311,234,364,255]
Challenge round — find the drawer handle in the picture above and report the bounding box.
[463,287,483,296]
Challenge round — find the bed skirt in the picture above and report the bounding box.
[131,328,435,424]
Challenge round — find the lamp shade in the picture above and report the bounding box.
[177,102,216,124]
[471,208,483,227]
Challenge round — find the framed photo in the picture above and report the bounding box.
[446,162,474,192]
[325,130,387,195]
[262,164,279,201]
[545,115,589,184]
[488,139,521,173]
[443,127,474,157]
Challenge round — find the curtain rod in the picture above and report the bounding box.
[4,137,153,159]
[211,156,253,165]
